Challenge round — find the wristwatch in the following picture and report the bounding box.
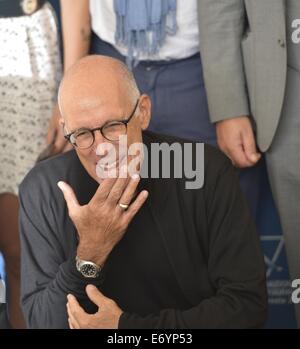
[75,256,102,278]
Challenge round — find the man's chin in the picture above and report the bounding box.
[95,156,130,181]
[92,153,142,183]
[93,175,103,185]
[85,164,116,184]
[95,163,127,182]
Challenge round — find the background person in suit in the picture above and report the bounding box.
[198,0,300,327]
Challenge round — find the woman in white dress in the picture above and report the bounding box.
[0,0,62,328]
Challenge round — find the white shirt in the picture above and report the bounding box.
[89,0,200,61]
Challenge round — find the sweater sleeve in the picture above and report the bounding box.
[19,172,105,329]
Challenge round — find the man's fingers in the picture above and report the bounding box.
[68,312,80,329]
[216,116,260,168]
[67,301,80,329]
[57,181,80,215]
[106,176,129,205]
[67,294,89,328]
[92,177,118,204]
[227,144,252,168]
[86,285,106,308]
[242,131,261,164]
[217,139,248,168]
[92,165,130,204]
[123,190,148,222]
[117,174,140,209]
[219,131,252,168]
[68,317,74,330]
[106,165,132,205]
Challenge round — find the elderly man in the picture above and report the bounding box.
[19,55,267,329]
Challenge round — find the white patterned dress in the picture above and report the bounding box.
[0,3,62,195]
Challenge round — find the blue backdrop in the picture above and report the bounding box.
[257,159,296,328]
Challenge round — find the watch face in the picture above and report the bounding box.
[80,263,98,278]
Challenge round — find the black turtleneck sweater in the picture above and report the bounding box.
[19,131,267,329]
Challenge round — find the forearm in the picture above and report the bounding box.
[60,0,91,72]
[119,292,267,329]
[22,255,105,329]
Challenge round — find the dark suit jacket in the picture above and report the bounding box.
[19,131,267,329]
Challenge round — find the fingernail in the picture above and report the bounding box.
[132,173,140,180]
[57,181,64,190]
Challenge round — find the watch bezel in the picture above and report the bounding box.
[76,257,101,278]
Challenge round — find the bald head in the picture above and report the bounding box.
[56,55,151,184]
[58,55,140,121]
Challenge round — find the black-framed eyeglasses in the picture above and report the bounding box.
[64,99,140,149]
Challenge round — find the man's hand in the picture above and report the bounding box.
[67,285,123,329]
[57,173,148,266]
[46,103,73,155]
[216,116,261,168]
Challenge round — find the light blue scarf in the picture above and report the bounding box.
[114,0,178,68]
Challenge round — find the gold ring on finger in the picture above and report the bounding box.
[119,203,129,210]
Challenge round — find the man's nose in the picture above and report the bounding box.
[93,130,113,158]
[93,130,106,148]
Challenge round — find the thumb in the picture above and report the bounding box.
[242,129,261,164]
[57,181,80,215]
[86,285,106,307]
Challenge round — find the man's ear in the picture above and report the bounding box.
[138,94,151,130]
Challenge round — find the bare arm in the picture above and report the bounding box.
[46,1,91,155]
[60,0,91,73]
